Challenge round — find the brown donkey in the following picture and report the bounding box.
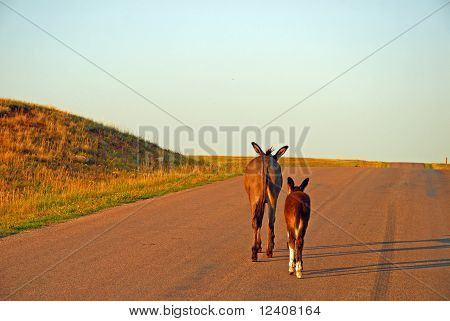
[284,176,310,278]
[244,142,288,262]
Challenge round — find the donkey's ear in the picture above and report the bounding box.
[251,142,264,155]
[274,145,288,160]
[287,177,295,192]
[299,178,309,192]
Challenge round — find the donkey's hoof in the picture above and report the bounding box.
[296,271,303,279]
[266,252,273,258]
[251,252,258,262]
[289,267,295,274]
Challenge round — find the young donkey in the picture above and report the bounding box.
[284,176,310,278]
[244,142,288,262]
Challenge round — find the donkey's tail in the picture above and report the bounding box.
[254,156,269,218]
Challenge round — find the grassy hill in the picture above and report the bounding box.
[0,98,238,237]
[0,98,188,173]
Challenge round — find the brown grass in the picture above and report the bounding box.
[194,155,389,171]
[425,163,450,170]
[0,98,224,236]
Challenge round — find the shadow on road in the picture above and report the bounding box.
[302,258,450,279]
[304,243,450,259]
[306,237,450,250]
[262,237,450,279]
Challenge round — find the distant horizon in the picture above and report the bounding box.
[2,96,446,165]
[1,1,449,163]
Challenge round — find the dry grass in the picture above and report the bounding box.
[425,163,450,170]
[0,165,239,237]
[194,155,389,171]
[0,98,228,237]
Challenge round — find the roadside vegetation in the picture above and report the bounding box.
[424,163,450,170]
[194,155,390,173]
[0,98,238,237]
[0,98,445,237]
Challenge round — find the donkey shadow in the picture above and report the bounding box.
[259,237,450,279]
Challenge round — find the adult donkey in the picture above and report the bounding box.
[244,142,288,262]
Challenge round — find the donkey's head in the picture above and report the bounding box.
[251,142,288,161]
[287,177,309,194]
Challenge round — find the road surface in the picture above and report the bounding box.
[1,167,449,300]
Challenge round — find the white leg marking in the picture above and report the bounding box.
[288,245,295,274]
[295,261,303,279]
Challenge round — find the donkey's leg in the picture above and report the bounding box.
[256,214,264,254]
[299,223,308,271]
[288,235,296,274]
[266,203,276,258]
[295,236,304,279]
[257,227,262,253]
[251,205,264,261]
[257,204,263,252]
[251,215,259,262]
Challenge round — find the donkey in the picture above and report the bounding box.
[284,176,310,278]
[244,142,288,262]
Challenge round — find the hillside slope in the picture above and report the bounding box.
[0,98,187,178]
[0,98,229,237]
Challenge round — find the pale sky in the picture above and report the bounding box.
[1,0,449,162]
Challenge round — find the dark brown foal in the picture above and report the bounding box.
[284,176,310,278]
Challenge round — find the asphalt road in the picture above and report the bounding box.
[1,167,449,300]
